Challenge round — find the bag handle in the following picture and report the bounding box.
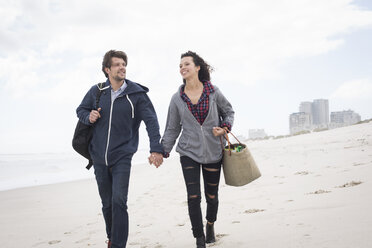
[219,130,242,156]
[227,131,242,144]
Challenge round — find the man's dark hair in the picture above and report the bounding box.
[102,50,128,78]
[181,51,213,83]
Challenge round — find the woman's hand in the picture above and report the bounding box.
[213,127,228,137]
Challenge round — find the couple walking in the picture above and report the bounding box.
[76,49,234,248]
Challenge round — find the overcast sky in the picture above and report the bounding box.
[1,0,372,154]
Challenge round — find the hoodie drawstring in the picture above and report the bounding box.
[126,95,134,119]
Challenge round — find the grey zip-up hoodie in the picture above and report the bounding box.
[161,84,234,164]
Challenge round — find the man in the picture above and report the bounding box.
[76,50,163,248]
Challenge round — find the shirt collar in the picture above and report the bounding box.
[112,80,127,93]
[180,81,214,93]
[180,81,214,103]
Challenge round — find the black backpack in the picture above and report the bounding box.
[72,83,105,169]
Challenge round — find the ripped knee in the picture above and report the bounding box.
[206,193,216,199]
[206,193,218,205]
[207,183,218,186]
[188,194,201,204]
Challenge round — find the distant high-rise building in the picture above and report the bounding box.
[249,129,267,139]
[289,112,312,135]
[299,102,312,115]
[290,99,359,134]
[330,110,361,128]
[312,99,329,127]
[299,101,313,124]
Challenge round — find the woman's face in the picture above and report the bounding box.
[179,56,200,80]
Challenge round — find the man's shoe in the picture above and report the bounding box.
[206,222,216,243]
[196,235,206,248]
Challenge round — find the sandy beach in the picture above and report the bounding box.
[1,122,371,248]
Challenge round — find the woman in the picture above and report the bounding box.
[161,51,234,248]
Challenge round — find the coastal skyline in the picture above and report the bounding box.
[1,0,372,153]
[289,98,362,135]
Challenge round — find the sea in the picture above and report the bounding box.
[0,149,151,191]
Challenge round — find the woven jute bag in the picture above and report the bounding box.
[221,132,261,186]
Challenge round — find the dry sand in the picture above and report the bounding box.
[1,122,371,248]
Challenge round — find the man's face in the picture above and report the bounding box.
[105,57,126,81]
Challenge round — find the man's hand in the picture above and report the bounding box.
[89,108,101,123]
[212,126,228,137]
[148,152,163,168]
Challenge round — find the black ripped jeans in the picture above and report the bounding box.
[180,156,222,238]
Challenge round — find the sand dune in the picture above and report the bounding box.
[0,122,371,248]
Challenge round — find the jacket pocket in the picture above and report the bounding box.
[178,134,189,149]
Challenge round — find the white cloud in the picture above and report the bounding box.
[1,0,372,100]
[330,79,372,99]
[1,0,372,152]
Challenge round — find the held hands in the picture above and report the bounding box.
[89,108,101,123]
[148,152,163,168]
[213,126,228,137]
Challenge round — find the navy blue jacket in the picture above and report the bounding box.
[76,79,163,166]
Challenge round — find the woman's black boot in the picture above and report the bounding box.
[196,234,206,248]
[206,222,216,243]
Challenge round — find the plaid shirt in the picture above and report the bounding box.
[180,81,231,130]
[163,81,231,158]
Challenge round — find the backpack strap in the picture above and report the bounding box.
[95,82,106,109]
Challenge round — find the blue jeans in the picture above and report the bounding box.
[93,154,133,248]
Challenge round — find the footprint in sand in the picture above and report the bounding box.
[138,223,152,228]
[244,209,265,214]
[336,181,362,188]
[128,242,141,245]
[294,171,311,175]
[32,241,47,247]
[307,189,331,195]
[75,237,89,243]
[177,223,185,226]
[48,240,61,245]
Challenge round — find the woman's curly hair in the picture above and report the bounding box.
[181,51,213,83]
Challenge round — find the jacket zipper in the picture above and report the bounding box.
[105,94,132,166]
[200,125,207,163]
[183,98,210,164]
[105,100,114,166]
